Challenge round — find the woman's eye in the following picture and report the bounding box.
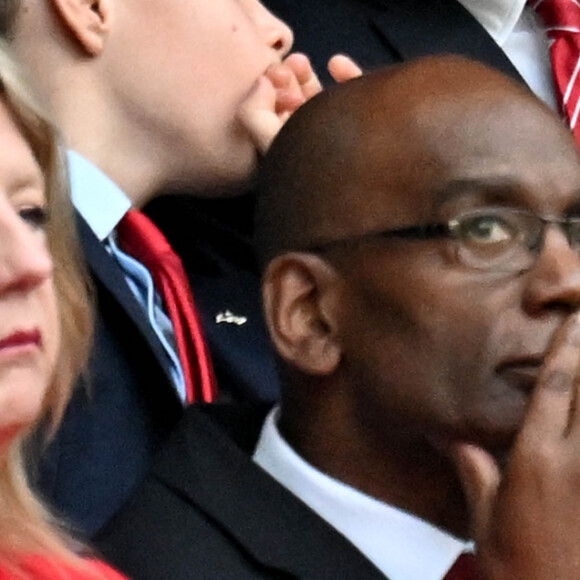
[19,206,49,229]
[461,215,514,245]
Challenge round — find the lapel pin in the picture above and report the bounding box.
[215,310,248,326]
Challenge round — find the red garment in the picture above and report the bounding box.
[0,557,127,579]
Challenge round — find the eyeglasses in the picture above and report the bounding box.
[305,207,580,273]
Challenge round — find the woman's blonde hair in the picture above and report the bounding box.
[0,40,93,572]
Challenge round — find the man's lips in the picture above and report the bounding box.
[496,357,544,393]
[0,329,42,351]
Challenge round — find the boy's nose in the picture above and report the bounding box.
[255,1,294,58]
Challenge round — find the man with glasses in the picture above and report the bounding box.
[98,56,580,579]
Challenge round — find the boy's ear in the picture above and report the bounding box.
[262,253,342,375]
[49,0,111,56]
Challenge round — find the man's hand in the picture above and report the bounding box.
[453,313,580,579]
[238,52,362,154]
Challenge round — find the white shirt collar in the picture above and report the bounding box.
[68,150,132,241]
[253,407,473,580]
[457,0,527,46]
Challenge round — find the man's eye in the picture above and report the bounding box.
[19,206,49,229]
[460,215,514,245]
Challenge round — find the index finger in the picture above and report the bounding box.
[520,313,580,442]
[283,53,323,101]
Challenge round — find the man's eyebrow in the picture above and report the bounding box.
[429,178,526,208]
[429,178,580,212]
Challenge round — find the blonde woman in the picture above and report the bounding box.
[0,44,125,579]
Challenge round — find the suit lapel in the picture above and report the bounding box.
[155,406,388,579]
[76,213,176,384]
[370,0,525,84]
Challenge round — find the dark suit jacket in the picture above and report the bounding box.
[144,195,279,403]
[265,0,525,87]
[96,404,387,579]
[36,204,279,538]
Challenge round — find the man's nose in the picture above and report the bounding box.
[0,215,53,294]
[256,2,294,58]
[523,226,580,314]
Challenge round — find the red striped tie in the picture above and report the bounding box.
[117,209,217,404]
[531,0,580,143]
[444,553,482,580]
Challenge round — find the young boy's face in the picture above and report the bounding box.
[109,0,293,189]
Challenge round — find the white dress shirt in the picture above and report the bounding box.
[457,0,557,109]
[68,150,187,402]
[253,407,473,580]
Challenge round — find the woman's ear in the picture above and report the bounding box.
[262,253,342,375]
[48,0,112,56]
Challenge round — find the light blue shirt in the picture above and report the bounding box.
[253,407,473,580]
[68,150,187,402]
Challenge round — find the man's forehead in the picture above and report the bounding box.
[343,100,580,220]
[419,119,580,216]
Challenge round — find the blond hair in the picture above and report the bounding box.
[0,41,94,575]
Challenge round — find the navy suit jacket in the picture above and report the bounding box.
[144,194,279,403]
[36,201,279,537]
[265,0,525,87]
[97,404,387,579]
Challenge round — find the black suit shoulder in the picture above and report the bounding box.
[97,405,387,579]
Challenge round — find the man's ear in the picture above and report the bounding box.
[49,0,111,56]
[263,253,342,375]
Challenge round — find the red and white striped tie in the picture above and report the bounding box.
[531,0,580,143]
